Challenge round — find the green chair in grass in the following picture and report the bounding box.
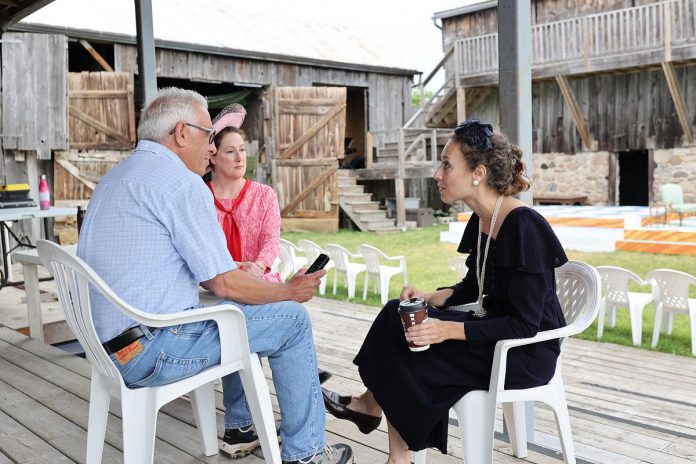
[659,184,696,226]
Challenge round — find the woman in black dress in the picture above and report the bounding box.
[322,120,568,464]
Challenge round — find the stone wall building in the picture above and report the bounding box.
[425,0,696,205]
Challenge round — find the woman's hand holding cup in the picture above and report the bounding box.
[406,318,459,346]
[400,286,423,301]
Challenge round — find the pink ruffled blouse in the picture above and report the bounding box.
[213,181,282,282]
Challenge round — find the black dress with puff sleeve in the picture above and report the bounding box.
[353,206,568,453]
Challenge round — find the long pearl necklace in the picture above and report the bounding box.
[474,195,504,318]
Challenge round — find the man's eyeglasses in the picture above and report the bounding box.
[169,122,216,144]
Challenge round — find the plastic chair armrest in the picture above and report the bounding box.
[126,304,247,365]
[488,325,579,393]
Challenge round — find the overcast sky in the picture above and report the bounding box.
[240,0,480,76]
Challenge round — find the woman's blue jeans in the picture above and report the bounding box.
[109,300,326,461]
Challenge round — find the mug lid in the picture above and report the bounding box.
[399,297,425,309]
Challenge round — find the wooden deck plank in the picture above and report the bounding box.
[0,409,73,464]
[1,291,696,463]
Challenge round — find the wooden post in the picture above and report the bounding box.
[395,128,406,227]
[661,62,693,145]
[365,131,373,169]
[26,153,41,242]
[456,87,466,124]
[582,17,590,70]
[79,40,114,72]
[555,75,596,150]
[664,2,672,63]
[419,81,425,112]
[453,40,461,87]
[431,129,438,170]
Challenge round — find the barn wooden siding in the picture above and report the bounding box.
[465,63,696,154]
[113,44,413,139]
[0,32,67,159]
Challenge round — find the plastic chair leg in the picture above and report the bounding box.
[379,275,390,305]
[190,382,219,456]
[413,449,426,464]
[628,304,643,346]
[122,390,158,464]
[502,402,528,458]
[652,303,663,348]
[665,312,674,335]
[548,393,576,464]
[362,273,368,301]
[85,372,111,464]
[319,275,327,295]
[332,272,338,295]
[347,272,356,299]
[596,299,606,339]
[238,355,282,463]
[455,391,495,464]
[608,307,617,327]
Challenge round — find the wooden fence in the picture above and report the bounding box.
[454,0,696,76]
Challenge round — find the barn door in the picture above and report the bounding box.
[67,72,136,149]
[273,87,346,232]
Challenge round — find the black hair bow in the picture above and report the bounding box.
[454,120,494,151]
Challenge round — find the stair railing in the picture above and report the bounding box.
[404,44,456,129]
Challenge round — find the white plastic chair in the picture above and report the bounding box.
[324,244,367,299]
[357,244,408,305]
[448,256,468,279]
[596,266,654,346]
[647,269,696,356]
[279,238,308,274]
[414,261,601,464]
[297,239,335,295]
[36,240,281,464]
[275,246,295,282]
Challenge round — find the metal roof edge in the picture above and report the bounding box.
[432,1,497,21]
[9,22,419,77]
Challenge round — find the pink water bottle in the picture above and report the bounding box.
[39,174,51,210]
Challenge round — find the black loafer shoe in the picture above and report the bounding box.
[318,369,332,385]
[322,388,381,434]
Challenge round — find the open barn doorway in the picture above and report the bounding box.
[617,149,651,206]
[313,84,368,169]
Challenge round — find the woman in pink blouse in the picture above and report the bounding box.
[208,106,282,282]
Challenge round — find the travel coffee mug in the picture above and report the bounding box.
[398,297,430,352]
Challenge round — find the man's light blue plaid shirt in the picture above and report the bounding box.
[78,140,235,342]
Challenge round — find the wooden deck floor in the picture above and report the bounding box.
[1,296,696,463]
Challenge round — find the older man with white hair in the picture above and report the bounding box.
[78,87,353,464]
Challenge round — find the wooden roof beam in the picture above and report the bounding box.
[555,75,597,151]
[79,39,113,72]
[661,62,693,145]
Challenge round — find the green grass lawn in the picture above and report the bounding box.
[283,224,696,357]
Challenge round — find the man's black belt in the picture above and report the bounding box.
[102,325,155,354]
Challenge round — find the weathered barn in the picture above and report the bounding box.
[1,0,419,234]
[419,0,696,206]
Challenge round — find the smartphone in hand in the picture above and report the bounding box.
[305,253,330,274]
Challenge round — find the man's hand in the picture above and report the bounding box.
[286,268,326,303]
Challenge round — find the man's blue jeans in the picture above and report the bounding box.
[109,301,326,461]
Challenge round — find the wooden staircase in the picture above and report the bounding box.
[337,170,400,233]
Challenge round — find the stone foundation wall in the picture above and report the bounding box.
[653,146,696,203]
[531,151,611,205]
